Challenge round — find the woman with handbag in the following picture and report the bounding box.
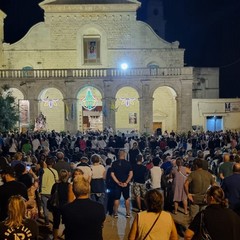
[128,189,178,240]
[184,186,240,240]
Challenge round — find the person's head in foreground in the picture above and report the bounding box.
[5,195,26,228]
[144,189,163,213]
[73,174,90,198]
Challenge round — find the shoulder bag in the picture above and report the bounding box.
[47,183,59,212]
[193,211,212,240]
[47,168,59,211]
[142,212,161,240]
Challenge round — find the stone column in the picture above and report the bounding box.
[0,11,6,67]
[28,98,39,128]
[102,80,116,131]
[176,79,193,132]
[139,82,153,134]
[63,98,78,134]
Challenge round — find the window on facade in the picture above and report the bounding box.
[83,37,101,64]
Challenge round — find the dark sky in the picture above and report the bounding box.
[0,0,240,98]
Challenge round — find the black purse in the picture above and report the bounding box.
[193,211,212,240]
[47,167,59,212]
[47,183,59,212]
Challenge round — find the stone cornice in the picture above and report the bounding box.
[41,3,140,13]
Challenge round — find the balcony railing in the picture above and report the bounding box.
[0,67,193,80]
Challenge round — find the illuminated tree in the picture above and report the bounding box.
[0,85,19,132]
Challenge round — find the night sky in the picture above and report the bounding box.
[0,0,240,98]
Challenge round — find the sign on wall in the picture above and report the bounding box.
[225,102,240,112]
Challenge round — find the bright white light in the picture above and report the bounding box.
[121,63,128,70]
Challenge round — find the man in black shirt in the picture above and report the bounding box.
[62,175,105,240]
[132,154,149,211]
[0,166,28,221]
[111,149,133,218]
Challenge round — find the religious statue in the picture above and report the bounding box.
[34,112,46,131]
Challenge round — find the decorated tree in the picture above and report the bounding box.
[0,85,19,132]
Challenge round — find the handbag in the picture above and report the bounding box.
[47,183,59,212]
[142,212,161,240]
[47,167,59,212]
[193,211,212,240]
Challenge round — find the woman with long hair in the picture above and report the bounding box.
[0,195,38,239]
[184,186,240,240]
[128,189,178,240]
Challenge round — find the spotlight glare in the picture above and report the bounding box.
[121,63,128,70]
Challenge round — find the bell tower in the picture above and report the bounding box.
[145,0,166,38]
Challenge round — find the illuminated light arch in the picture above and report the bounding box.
[79,87,99,111]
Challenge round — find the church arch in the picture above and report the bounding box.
[115,87,140,133]
[153,86,177,132]
[38,88,64,131]
[77,86,103,132]
[8,88,29,132]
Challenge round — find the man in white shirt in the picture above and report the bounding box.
[41,157,58,226]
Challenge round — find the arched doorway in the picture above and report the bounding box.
[8,88,28,132]
[38,88,64,131]
[77,87,103,132]
[153,86,177,133]
[115,87,139,133]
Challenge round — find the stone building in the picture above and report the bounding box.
[0,0,218,134]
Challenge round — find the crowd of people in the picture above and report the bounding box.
[0,129,240,239]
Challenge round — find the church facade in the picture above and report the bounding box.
[0,0,218,134]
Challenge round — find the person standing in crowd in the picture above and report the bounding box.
[105,158,115,215]
[221,163,240,215]
[40,157,58,226]
[129,142,140,167]
[184,186,240,240]
[62,175,105,240]
[53,151,71,175]
[90,154,106,204]
[150,157,163,190]
[32,135,41,153]
[50,169,69,240]
[111,149,133,218]
[76,156,92,182]
[0,166,28,221]
[0,195,39,239]
[184,158,215,220]
[68,168,84,203]
[196,150,208,171]
[218,152,233,181]
[132,154,149,212]
[128,189,178,240]
[8,136,18,156]
[11,152,24,168]
[171,157,190,215]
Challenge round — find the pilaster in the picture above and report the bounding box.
[63,98,78,134]
[176,79,193,132]
[139,83,153,134]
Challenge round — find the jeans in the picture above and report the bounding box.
[41,194,50,225]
